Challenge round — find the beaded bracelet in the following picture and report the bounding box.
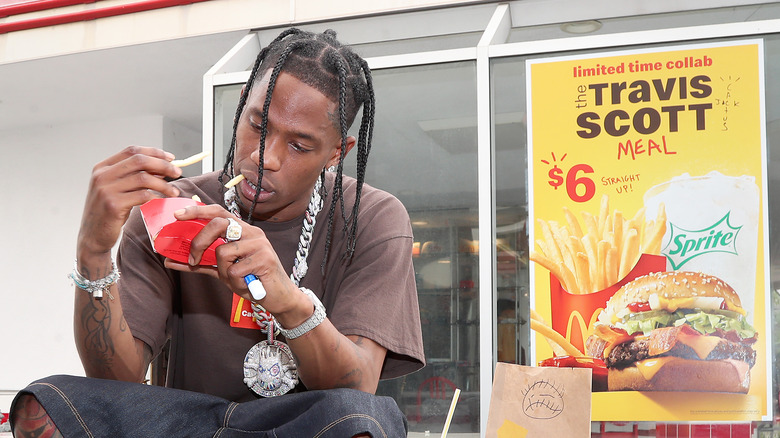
[69,260,120,300]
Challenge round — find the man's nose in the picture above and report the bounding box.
[251,135,283,171]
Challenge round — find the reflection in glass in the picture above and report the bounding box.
[353,61,480,434]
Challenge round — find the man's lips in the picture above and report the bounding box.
[246,178,263,192]
[239,174,274,202]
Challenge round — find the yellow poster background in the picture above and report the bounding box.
[528,41,769,421]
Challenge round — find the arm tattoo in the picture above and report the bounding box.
[12,394,64,438]
[79,297,116,374]
[337,336,366,389]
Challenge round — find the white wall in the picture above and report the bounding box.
[0,114,180,413]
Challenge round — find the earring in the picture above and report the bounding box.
[327,165,337,172]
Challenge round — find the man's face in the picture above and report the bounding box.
[233,70,352,222]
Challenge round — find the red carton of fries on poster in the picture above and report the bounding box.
[530,196,668,356]
[139,197,226,266]
[549,253,666,353]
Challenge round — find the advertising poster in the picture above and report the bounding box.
[527,40,770,421]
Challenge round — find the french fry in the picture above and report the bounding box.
[171,151,212,167]
[563,207,583,239]
[582,212,599,240]
[619,228,639,279]
[574,252,591,295]
[582,233,599,291]
[537,219,562,262]
[531,197,666,295]
[553,225,578,293]
[597,195,610,237]
[530,310,570,356]
[531,309,582,356]
[529,251,567,291]
[631,206,647,230]
[224,174,245,189]
[612,210,624,257]
[530,319,583,357]
[642,204,667,255]
[596,240,609,291]
[606,246,619,286]
[557,260,579,294]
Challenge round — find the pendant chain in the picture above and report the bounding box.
[224,177,324,329]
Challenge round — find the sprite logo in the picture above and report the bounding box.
[663,212,741,270]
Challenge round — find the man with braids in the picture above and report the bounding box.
[10,28,425,437]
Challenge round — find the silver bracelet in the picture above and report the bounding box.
[277,287,326,339]
[69,259,120,300]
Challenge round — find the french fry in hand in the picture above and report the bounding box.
[171,151,212,167]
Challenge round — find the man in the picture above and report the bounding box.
[11,28,425,437]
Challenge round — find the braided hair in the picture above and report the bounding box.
[218,28,376,267]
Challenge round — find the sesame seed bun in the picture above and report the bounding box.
[602,271,743,321]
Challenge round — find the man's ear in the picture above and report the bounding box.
[327,136,357,169]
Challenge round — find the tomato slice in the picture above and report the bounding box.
[628,301,652,312]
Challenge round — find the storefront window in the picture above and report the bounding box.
[352,61,481,434]
[208,6,780,434]
[490,57,530,367]
[213,83,242,171]
[492,34,780,434]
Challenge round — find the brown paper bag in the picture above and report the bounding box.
[485,363,591,438]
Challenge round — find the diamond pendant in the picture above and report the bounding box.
[243,321,298,397]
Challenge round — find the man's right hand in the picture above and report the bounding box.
[77,146,182,261]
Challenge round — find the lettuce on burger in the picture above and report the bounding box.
[585,271,757,393]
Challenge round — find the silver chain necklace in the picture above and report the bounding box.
[224,176,324,397]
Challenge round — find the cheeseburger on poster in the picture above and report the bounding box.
[586,271,758,393]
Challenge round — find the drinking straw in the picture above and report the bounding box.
[440,388,461,438]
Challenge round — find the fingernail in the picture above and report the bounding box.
[165,152,176,160]
[189,255,196,266]
[174,209,185,216]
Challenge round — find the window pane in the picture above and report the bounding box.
[352,61,480,434]
[491,57,531,367]
[213,83,242,172]
[492,33,780,429]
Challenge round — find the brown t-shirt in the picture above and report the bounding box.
[119,171,425,401]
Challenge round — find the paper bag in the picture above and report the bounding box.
[486,363,591,438]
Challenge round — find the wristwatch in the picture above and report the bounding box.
[277,287,326,339]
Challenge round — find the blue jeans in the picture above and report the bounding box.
[11,375,407,437]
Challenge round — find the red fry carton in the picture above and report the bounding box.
[549,253,666,353]
[139,198,226,266]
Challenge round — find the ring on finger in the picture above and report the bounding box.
[225,217,242,242]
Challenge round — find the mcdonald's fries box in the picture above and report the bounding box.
[139,198,226,266]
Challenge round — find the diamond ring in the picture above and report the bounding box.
[226,217,242,242]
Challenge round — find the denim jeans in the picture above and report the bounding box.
[11,375,407,437]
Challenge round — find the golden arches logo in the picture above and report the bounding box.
[564,307,604,349]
